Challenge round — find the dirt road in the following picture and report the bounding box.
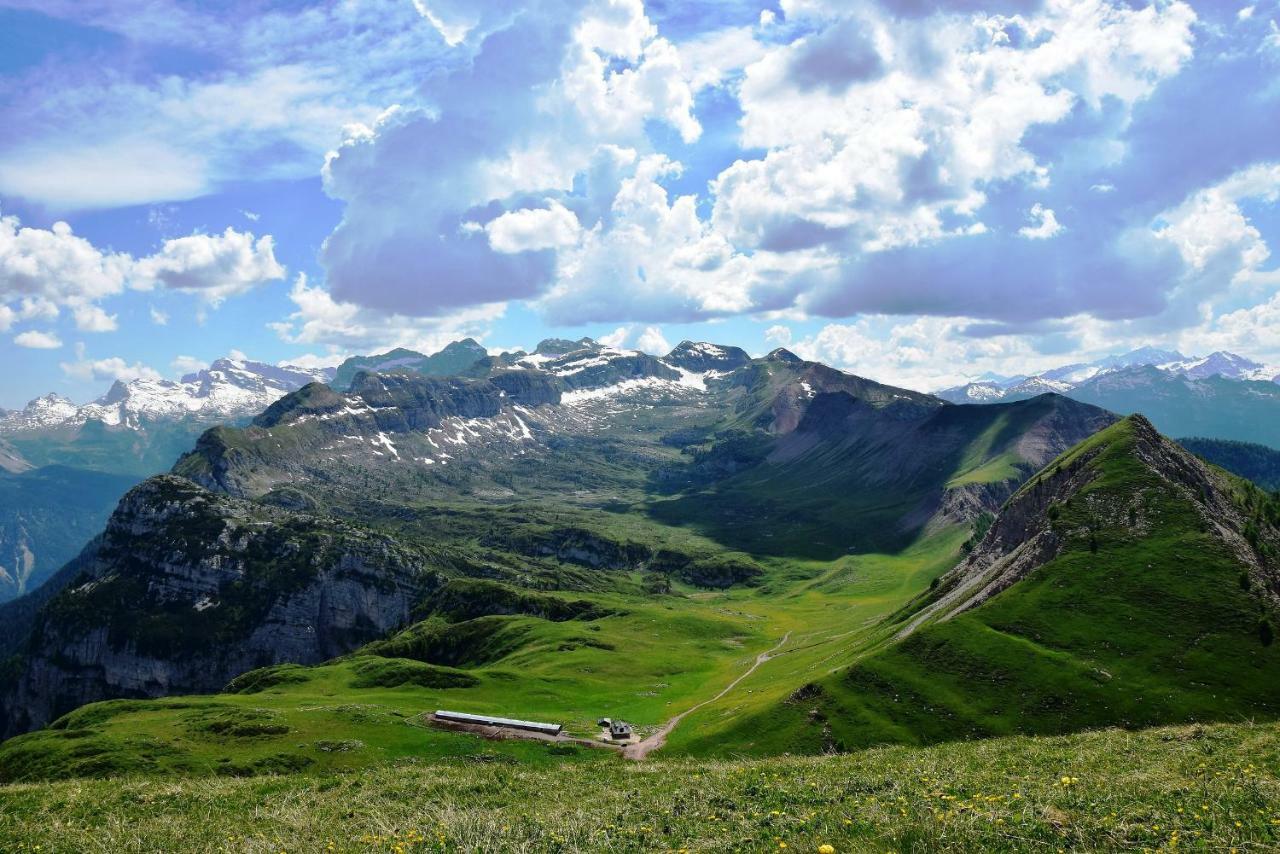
[623,631,792,760]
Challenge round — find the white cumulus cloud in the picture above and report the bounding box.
[60,353,161,383]
[269,274,505,357]
[485,204,582,253]
[14,330,63,349]
[635,325,671,354]
[131,228,286,304]
[171,355,208,376]
[764,325,793,346]
[1,215,284,332]
[319,0,701,319]
[1154,162,1280,281]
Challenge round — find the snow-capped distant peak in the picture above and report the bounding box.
[935,346,1280,404]
[1164,351,1272,381]
[961,382,1004,402]
[7,393,80,429]
[1006,376,1073,395]
[0,359,334,434]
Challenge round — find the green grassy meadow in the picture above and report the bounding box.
[2,721,1277,852]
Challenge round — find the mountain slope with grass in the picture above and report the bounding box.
[0,476,443,738]
[698,415,1280,756]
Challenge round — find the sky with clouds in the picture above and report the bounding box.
[1,0,1278,408]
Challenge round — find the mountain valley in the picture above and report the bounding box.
[0,336,1275,853]
[0,337,1273,793]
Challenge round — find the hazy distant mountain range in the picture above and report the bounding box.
[937,348,1280,448]
[938,347,1279,403]
[0,359,333,438]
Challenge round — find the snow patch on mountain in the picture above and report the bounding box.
[560,376,687,404]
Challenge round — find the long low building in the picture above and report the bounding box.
[433,710,563,736]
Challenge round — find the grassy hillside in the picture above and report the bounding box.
[1,721,1277,852]
[649,394,1111,559]
[703,416,1280,756]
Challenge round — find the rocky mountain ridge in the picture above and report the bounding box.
[332,340,490,391]
[903,415,1280,635]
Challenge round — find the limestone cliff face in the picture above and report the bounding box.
[0,476,439,737]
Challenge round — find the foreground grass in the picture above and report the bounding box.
[2,721,1278,852]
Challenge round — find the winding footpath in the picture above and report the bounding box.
[623,631,792,760]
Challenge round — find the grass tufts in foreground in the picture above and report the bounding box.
[2,721,1278,852]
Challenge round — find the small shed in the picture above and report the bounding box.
[608,720,633,740]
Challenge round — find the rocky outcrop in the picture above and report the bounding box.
[488,371,562,406]
[421,579,610,623]
[500,526,653,570]
[180,372,544,496]
[0,476,440,738]
[346,373,506,430]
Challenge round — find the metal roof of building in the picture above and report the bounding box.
[434,710,563,734]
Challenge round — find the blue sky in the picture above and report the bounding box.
[1,0,1279,408]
